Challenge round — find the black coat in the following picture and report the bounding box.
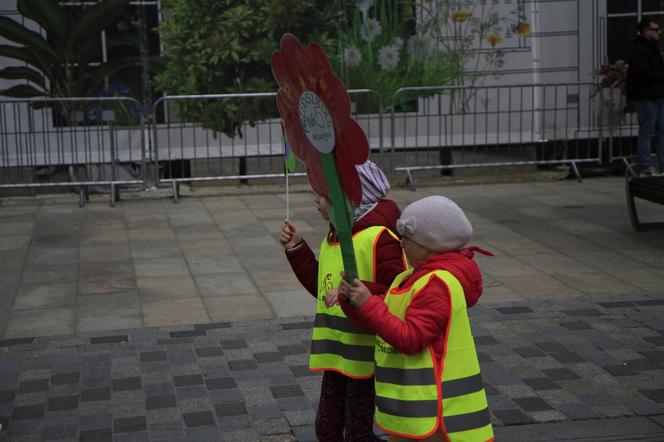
[627,36,664,100]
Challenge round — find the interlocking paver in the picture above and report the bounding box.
[627,358,661,371]
[514,346,547,358]
[205,377,236,391]
[182,410,215,427]
[11,405,44,420]
[112,377,142,392]
[513,397,555,412]
[146,394,176,410]
[523,377,562,391]
[228,359,258,371]
[47,396,78,412]
[139,351,166,363]
[270,385,304,399]
[173,374,203,387]
[79,428,112,442]
[254,351,284,363]
[41,423,77,440]
[542,368,581,381]
[195,346,223,358]
[493,408,534,425]
[602,364,639,377]
[50,372,79,385]
[640,389,664,404]
[214,401,248,417]
[114,415,147,433]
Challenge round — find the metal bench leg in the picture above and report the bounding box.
[79,186,87,208]
[570,161,582,183]
[405,170,416,191]
[626,182,641,231]
[110,183,116,207]
[172,181,179,203]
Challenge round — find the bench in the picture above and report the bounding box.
[625,171,664,231]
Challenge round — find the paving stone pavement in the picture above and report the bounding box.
[0,176,663,440]
[0,296,663,441]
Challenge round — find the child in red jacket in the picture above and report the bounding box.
[280,160,406,442]
[338,195,494,442]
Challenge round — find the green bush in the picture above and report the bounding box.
[154,0,339,138]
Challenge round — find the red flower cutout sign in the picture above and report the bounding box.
[272,34,369,205]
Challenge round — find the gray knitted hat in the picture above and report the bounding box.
[396,196,473,252]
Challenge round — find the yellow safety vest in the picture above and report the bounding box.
[310,225,400,378]
[374,269,494,441]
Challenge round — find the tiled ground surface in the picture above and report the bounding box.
[1,176,664,440]
[1,177,663,339]
[1,296,663,441]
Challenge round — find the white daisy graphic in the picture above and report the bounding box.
[378,45,399,70]
[361,18,382,42]
[358,0,374,13]
[391,37,404,48]
[406,34,434,61]
[344,47,362,68]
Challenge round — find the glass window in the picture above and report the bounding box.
[642,0,664,12]
[607,16,639,62]
[607,0,637,14]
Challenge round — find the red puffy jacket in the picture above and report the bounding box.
[285,199,406,296]
[341,251,486,362]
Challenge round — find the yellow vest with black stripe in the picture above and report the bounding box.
[374,269,494,441]
[310,225,399,378]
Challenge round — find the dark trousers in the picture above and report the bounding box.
[315,370,383,442]
[635,99,664,170]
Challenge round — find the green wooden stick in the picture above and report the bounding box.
[320,152,358,282]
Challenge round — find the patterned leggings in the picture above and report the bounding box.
[315,370,384,442]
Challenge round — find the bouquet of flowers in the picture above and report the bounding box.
[595,60,627,90]
[592,60,630,122]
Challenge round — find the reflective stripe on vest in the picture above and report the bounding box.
[309,226,400,378]
[374,270,494,441]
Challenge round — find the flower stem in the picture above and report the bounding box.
[321,152,358,281]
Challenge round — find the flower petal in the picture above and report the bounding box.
[279,108,310,163]
[317,71,351,119]
[305,43,333,76]
[276,86,297,113]
[279,34,315,93]
[335,118,370,166]
[335,151,363,206]
[271,33,369,207]
[305,155,329,203]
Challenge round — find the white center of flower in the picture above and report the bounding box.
[299,91,336,154]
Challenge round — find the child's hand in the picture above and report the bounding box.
[338,278,351,301]
[324,289,339,307]
[280,219,302,250]
[339,273,371,308]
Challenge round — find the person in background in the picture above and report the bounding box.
[627,17,664,176]
[338,195,494,442]
[280,160,406,442]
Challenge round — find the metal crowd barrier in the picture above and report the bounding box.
[386,82,602,189]
[1,84,612,205]
[151,90,382,201]
[605,82,639,163]
[0,97,146,206]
